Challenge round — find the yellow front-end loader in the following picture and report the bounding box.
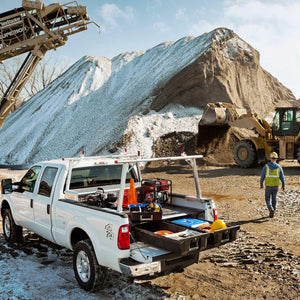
[199,102,300,168]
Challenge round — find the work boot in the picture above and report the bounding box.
[269,209,274,218]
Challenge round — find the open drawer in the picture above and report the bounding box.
[132,221,210,256]
[166,218,240,249]
[205,225,240,248]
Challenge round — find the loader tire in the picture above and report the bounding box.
[233,140,257,168]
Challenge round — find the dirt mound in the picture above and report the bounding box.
[153,131,196,157]
[153,127,253,166]
[151,29,297,118]
[195,126,239,165]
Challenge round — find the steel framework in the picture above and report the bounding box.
[0,0,99,128]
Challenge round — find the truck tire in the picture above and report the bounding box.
[233,140,257,168]
[73,239,108,292]
[2,209,23,243]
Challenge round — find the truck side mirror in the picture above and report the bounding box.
[1,179,13,194]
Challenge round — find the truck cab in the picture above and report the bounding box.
[272,107,300,160]
[272,107,300,137]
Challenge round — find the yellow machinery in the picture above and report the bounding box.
[199,102,300,167]
[0,0,99,128]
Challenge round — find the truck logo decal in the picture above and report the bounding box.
[105,224,114,240]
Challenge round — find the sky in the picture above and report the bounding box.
[1,0,300,98]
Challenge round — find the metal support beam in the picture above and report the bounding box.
[190,158,202,199]
[0,46,46,127]
[117,163,129,212]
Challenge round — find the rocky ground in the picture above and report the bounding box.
[0,161,299,299]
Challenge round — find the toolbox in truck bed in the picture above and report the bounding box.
[133,221,210,255]
[171,218,209,228]
[128,203,162,222]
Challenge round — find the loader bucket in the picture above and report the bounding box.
[199,102,247,126]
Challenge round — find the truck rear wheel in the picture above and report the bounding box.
[2,209,23,244]
[73,239,108,291]
[233,140,257,168]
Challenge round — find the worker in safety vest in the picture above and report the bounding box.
[260,152,285,218]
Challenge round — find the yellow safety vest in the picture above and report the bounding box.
[265,165,280,187]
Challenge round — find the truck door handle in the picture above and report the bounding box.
[30,199,33,208]
[47,204,50,214]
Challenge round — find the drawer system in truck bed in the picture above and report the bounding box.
[132,221,210,256]
[205,225,240,248]
[131,216,240,257]
[168,217,240,248]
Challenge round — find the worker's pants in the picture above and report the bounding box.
[265,186,279,211]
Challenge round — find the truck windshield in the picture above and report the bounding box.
[69,164,137,189]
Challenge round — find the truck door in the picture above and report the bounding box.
[32,166,59,242]
[10,165,41,229]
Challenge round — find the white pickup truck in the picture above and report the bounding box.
[1,153,239,291]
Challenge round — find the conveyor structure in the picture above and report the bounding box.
[0,0,99,128]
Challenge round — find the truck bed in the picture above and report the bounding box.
[59,199,203,219]
[61,198,240,252]
[161,203,205,220]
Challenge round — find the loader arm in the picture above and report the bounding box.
[199,102,273,138]
[229,114,271,138]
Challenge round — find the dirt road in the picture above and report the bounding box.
[143,161,300,299]
[0,162,299,299]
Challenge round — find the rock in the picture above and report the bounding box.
[221,262,240,267]
[240,258,257,265]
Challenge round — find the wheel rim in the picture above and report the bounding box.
[4,215,11,238]
[238,147,248,161]
[76,250,91,283]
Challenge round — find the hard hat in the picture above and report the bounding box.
[270,152,278,159]
[210,220,227,233]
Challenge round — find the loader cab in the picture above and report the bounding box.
[272,107,300,137]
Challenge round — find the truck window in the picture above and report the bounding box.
[272,111,280,131]
[38,167,58,197]
[70,164,137,189]
[283,109,294,122]
[296,110,300,122]
[282,109,294,131]
[21,166,41,192]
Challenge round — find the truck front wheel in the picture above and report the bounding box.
[2,209,23,243]
[233,140,257,168]
[73,239,108,291]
